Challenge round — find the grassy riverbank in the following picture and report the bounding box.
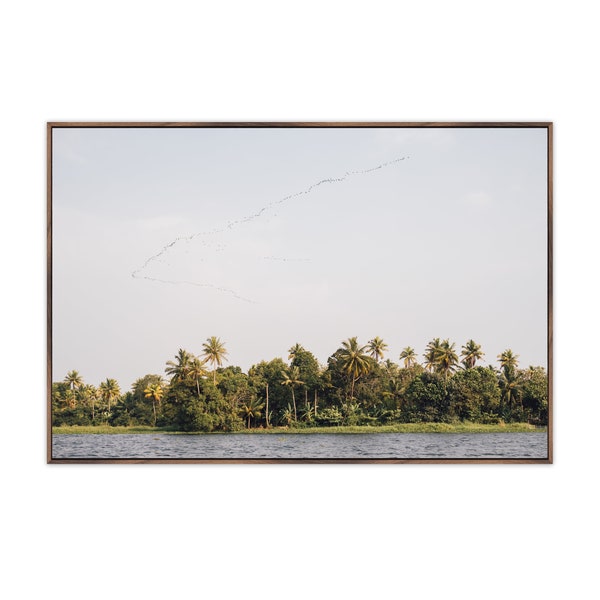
[52,422,544,435]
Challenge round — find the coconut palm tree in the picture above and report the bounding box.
[79,384,98,421]
[288,343,304,362]
[498,349,519,375]
[202,336,228,384]
[98,378,120,413]
[281,366,303,421]
[435,339,459,381]
[64,389,76,409]
[423,338,442,372]
[64,370,83,394]
[165,349,194,383]
[265,382,270,427]
[382,358,399,374]
[144,382,164,426]
[399,347,417,368]
[239,396,265,429]
[461,340,484,369]
[188,357,209,398]
[89,385,99,422]
[338,337,372,400]
[499,369,522,416]
[367,336,388,363]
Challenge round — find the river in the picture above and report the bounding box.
[52,431,548,460]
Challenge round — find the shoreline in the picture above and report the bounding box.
[52,423,546,435]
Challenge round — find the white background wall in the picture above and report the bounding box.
[1,1,597,598]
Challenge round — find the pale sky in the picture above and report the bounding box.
[52,126,548,389]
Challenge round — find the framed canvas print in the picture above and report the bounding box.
[48,122,552,463]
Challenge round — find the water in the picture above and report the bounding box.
[52,432,548,460]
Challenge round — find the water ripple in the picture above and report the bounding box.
[52,432,548,460]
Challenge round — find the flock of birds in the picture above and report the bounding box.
[130,155,410,302]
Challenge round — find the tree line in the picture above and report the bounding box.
[52,336,548,431]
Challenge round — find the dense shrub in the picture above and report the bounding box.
[401,372,449,422]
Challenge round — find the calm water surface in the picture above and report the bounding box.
[52,432,547,460]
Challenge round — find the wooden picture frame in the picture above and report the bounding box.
[48,122,552,463]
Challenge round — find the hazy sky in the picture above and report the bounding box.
[52,126,548,389]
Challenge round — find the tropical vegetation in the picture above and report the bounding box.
[52,336,548,432]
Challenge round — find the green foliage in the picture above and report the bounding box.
[448,367,500,421]
[52,339,548,432]
[399,347,417,368]
[461,340,484,369]
[239,395,265,428]
[424,338,459,378]
[178,399,217,432]
[165,349,194,383]
[314,407,344,426]
[423,338,442,372]
[367,336,388,363]
[498,366,523,422]
[105,375,164,426]
[378,409,403,424]
[402,372,449,422]
[300,402,315,423]
[52,405,93,426]
[323,350,350,406]
[337,337,373,399]
[98,378,121,413]
[498,349,519,376]
[281,366,303,421]
[280,404,295,426]
[341,402,364,425]
[169,384,243,432]
[289,346,321,391]
[218,366,252,412]
[248,358,290,422]
[521,366,548,425]
[64,370,83,391]
[202,336,228,384]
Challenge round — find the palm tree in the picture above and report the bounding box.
[165,349,193,383]
[188,357,208,398]
[499,369,522,417]
[382,358,398,373]
[239,396,265,429]
[423,338,442,372]
[80,384,98,421]
[265,382,270,427]
[144,382,164,426]
[98,378,120,413]
[461,340,484,369]
[338,337,372,400]
[435,339,459,381]
[301,402,315,423]
[498,349,519,375]
[367,336,388,363]
[89,385,99,422]
[64,370,83,395]
[64,389,76,409]
[202,336,228,384]
[281,366,304,421]
[281,404,295,427]
[399,347,417,368]
[288,343,304,362]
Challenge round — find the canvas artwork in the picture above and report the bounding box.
[48,122,552,463]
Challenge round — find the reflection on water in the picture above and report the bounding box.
[52,432,548,460]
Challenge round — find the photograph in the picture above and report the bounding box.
[48,122,551,462]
